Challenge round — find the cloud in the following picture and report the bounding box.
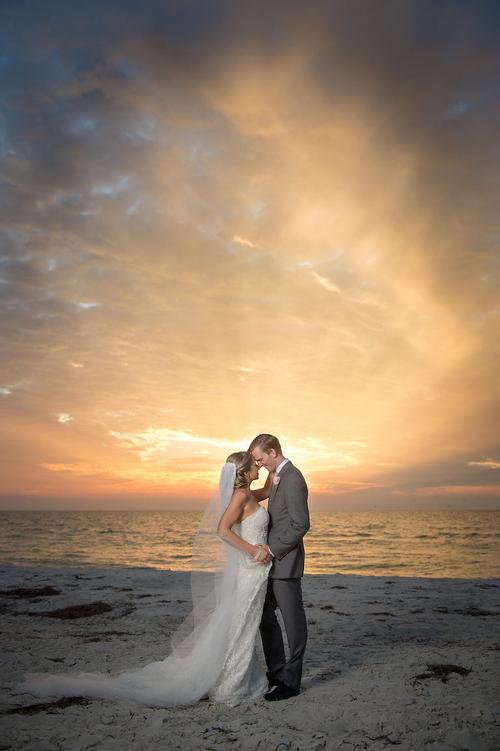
[412,485,500,496]
[233,235,259,248]
[467,459,500,470]
[310,271,341,294]
[0,1,499,508]
[57,413,73,424]
[42,462,102,475]
[109,427,238,462]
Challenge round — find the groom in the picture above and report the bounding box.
[249,433,310,701]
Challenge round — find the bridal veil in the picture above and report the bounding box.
[18,463,244,707]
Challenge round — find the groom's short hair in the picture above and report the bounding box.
[248,433,282,455]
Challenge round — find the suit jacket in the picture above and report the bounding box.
[267,461,310,579]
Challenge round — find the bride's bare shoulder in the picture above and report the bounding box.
[229,487,251,507]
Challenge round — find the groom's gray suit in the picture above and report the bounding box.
[261,460,310,691]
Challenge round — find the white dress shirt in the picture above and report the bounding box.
[276,458,289,474]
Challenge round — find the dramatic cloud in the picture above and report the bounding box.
[1,0,499,508]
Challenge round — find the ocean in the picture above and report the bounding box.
[0,509,498,579]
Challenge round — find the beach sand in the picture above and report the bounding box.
[1,564,498,750]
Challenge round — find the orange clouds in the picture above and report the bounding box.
[1,2,499,508]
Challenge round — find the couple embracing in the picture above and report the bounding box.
[20,434,310,708]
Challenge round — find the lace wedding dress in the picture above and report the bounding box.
[19,506,271,708]
[210,506,271,704]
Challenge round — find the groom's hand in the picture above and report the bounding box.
[261,545,273,563]
[260,545,272,564]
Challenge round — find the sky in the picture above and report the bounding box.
[1,0,499,510]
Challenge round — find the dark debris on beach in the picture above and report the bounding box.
[22,601,113,619]
[433,606,498,617]
[411,663,472,684]
[76,629,137,642]
[0,586,61,599]
[4,696,92,715]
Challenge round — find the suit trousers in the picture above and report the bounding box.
[259,577,307,690]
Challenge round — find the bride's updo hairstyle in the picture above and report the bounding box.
[225,451,253,489]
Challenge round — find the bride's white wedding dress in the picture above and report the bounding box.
[18,506,271,708]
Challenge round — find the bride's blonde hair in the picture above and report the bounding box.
[225,451,253,490]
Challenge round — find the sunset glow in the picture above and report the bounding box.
[1,2,499,509]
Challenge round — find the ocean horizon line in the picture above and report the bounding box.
[1,506,499,513]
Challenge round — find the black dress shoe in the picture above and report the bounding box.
[264,683,300,701]
[266,674,281,689]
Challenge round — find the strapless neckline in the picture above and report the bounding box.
[240,506,267,524]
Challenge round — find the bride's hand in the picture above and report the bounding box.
[251,544,271,564]
[251,544,264,561]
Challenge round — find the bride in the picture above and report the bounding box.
[18,452,274,707]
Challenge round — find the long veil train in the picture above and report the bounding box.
[18,464,243,707]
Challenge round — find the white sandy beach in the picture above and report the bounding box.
[1,564,499,750]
